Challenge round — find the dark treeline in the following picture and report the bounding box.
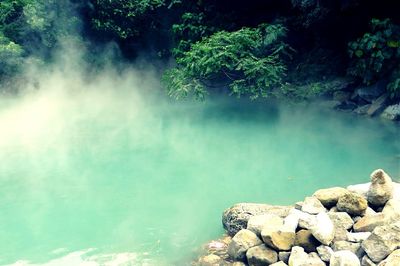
[0,0,399,99]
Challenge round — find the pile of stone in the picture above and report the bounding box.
[195,169,400,266]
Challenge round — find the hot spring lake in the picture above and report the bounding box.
[0,87,399,265]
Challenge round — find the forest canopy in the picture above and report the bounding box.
[0,0,399,99]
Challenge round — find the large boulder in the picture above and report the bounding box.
[227,229,263,261]
[246,244,278,266]
[313,187,349,208]
[223,203,291,236]
[309,212,335,245]
[337,192,368,216]
[294,230,319,253]
[380,103,400,121]
[378,249,400,266]
[353,213,386,232]
[330,250,361,266]
[301,197,326,214]
[362,222,400,263]
[367,169,394,206]
[288,246,325,266]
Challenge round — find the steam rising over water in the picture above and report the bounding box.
[0,62,399,265]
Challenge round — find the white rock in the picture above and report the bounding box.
[301,197,326,214]
[347,232,372,243]
[228,229,263,261]
[330,250,361,266]
[317,245,334,262]
[310,212,335,245]
[247,214,282,236]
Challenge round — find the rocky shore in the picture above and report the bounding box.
[194,169,400,266]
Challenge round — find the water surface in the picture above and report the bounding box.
[0,85,399,265]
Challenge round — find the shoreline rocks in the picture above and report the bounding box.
[195,169,400,266]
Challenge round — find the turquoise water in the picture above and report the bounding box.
[0,81,399,265]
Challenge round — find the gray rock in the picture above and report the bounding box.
[247,214,282,236]
[310,212,335,245]
[328,212,354,230]
[347,183,371,198]
[333,227,349,242]
[354,104,372,115]
[362,222,400,263]
[294,230,319,253]
[227,229,263,261]
[313,187,348,208]
[246,244,278,266]
[261,224,296,251]
[288,246,308,266]
[367,169,393,206]
[301,197,326,214]
[317,245,334,262]
[330,250,361,266]
[382,199,400,222]
[279,251,291,264]
[353,213,386,232]
[337,192,368,216]
[377,249,400,265]
[380,103,400,121]
[347,232,372,243]
[353,81,386,103]
[222,203,292,236]
[332,241,364,259]
[198,254,225,266]
[367,94,389,116]
[362,255,377,266]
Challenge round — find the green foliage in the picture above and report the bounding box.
[347,19,400,85]
[171,12,217,59]
[0,32,24,77]
[90,0,167,39]
[163,24,292,100]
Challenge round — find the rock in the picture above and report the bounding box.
[288,246,308,266]
[294,201,303,210]
[336,100,358,111]
[362,222,400,263]
[283,210,301,232]
[380,103,400,121]
[279,251,291,264]
[227,229,263,261]
[347,232,372,243]
[354,104,372,115]
[328,212,354,230]
[301,197,326,214]
[337,192,368,216]
[347,183,370,198]
[330,250,361,266]
[329,206,339,212]
[333,91,352,102]
[353,213,386,232]
[313,187,348,208]
[310,212,335,245]
[353,81,387,103]
[378,249,400,265]
[365,207,377,216]
[382,199,400,222]
[246,244,278,266]
[261,226,296,251]
[333,227,349,242]
[294,230,319,252]
[223,203,291,236]
[270,262,288,266]
[317,245,334,262]
[367,169,394,206]
[198,254,224,266]
[247,214,282,236]
[332,241,364,259]
[231,263,246,266]
[362,255,377,266]
[367,94,389,116]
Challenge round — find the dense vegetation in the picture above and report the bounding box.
[0,0,399,100]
